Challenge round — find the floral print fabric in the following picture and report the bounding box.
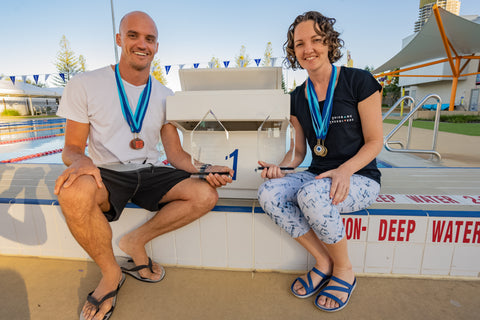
[258,171,380,244]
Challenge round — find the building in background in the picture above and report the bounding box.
[414,0,461,32]
[395,2,479,112]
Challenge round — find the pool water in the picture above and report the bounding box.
[0,119,394,168]
[1,119,66,164]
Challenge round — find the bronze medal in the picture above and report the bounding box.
[130,138,144,150]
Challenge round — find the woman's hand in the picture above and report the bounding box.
[316,168,352,205]
[258,161,286,179]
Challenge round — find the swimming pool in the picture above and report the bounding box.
[0,118,394,168]
[0,118,66,164]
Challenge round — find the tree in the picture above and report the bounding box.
[151,58,167,85]
[78,55,86,72]
[209,56,221,68]
[364,65,375,73]
[290,79,297,92]
[235,45,250,68]
[26,79,46,88]
[52,35,85,86]
[382,70,401,103]
[262,42,273,67]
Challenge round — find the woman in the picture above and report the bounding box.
[257,11,383,312]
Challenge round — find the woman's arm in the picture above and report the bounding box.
[258,115,307,179]
[316,90,383,205]
[337,90,383,175]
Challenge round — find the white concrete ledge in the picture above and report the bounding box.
[1,164,479,278]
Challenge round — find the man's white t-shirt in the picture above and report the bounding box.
[57,66,173,169]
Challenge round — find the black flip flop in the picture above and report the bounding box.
[80,273,126,320]
[118,256,165,283]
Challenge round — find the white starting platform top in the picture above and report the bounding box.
[178,67,284,91]
[166,67,290,199]
[167,67,288,122]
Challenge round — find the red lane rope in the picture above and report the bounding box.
[1,148,63,163]
[0,133,65,145]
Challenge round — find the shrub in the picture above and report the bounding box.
[439,115,480,123]
[1,109,21,116]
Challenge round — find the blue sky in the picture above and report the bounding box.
[1,0,478,91]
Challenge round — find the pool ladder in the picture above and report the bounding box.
[383,94,442,161]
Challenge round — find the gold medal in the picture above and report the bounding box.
[314,139,327,157]
[306,66,336,160]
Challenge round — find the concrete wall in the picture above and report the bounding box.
[1,164,479,278]
[400,59,480,110]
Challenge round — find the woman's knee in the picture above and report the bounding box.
[297,180,331,209]
[257,181,272,207]
[257,179,289,207]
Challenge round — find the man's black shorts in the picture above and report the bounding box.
[99,166,191,221]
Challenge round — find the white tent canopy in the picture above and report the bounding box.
[0,80,63,98]
[373,8,480,74]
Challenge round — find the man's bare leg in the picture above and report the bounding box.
[118,178,218,279]
[57,175,122,320]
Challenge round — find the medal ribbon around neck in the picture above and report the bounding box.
[114,64,152,135]
[306,64,337,155]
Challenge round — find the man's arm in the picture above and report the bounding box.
[161,123,233,187]
[54,120,103,195]
[160,123,197,173]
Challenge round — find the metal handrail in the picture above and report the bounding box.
[382,96,415,149]
[383,94,442,161]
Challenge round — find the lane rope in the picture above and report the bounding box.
[0,133,65,145]
[0,126,65,136]
[1,148,64,163]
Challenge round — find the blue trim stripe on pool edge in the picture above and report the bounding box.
[1,197,479,217]
[0,198,59,205]
[367,209,427,217]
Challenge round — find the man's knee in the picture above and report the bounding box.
[196,184,218,212]
[182,182,218,217]
[57,175,103,213]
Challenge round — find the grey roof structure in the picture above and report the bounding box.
[374,7,480,74]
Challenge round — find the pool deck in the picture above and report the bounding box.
[1,255,480,320]
[1,122,479,319]
[380,123,480,168]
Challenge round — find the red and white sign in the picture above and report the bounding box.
[375,194,480,206]
[430,220,480,244]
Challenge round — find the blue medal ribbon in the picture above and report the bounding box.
[114,64,152,134]
[306,64,337,155]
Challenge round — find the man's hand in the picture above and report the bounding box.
[54,158,103,195]
[202,165,234,188]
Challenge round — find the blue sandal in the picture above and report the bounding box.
[314,276,357,312]
[290,267,330,298]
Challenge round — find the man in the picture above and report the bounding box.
[54,11,233,320]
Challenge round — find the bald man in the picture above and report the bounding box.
[55,11,233,320]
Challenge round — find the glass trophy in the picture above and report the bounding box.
[256,116,295,172]
[189,109,231,176]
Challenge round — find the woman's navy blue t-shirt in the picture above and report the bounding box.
[290,66,382,184]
